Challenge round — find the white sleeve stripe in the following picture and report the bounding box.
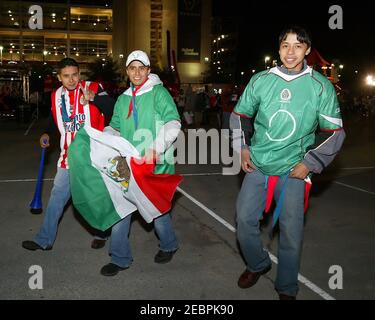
[320,114,343,127]
[238,115,246,147]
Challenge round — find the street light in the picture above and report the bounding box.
[366,75,375,86]
[264,56,270,69]
[0,45,3,65]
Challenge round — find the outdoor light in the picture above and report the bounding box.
[43,50,48,55]
[339,64,344,69]
[204,57,209,62]
[264,56,270,69]
[366,75,375,86]
[0,45,3,65]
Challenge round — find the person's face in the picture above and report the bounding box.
[126,61,150,86]
[57,66,80,90]
[279,33,311,72]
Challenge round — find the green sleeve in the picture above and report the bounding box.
[234,73,261,117]
[318,81,343,130]
[109,96,122,130]
[154,85,180,123]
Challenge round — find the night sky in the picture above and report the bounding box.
[212,0,375,75]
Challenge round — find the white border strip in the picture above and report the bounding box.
[177,186,336,300]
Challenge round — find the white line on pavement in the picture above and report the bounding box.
[24,118,37,136]
[177,186,236,232]
[334,181,375,196]
[177,186,336,300]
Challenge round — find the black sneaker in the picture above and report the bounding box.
[154,249,177,264]
[22,240,52,251]
[100,263,128,276]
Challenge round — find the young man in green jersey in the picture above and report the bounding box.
[99,50,181,276]
[230,26,345,299]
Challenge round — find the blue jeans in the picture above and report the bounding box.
[236,170,305,297]
[34,167,71,249]
[109,213,179,268]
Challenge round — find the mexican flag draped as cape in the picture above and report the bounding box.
[68,125,183,231]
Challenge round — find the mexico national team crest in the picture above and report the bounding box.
[280,88,292,101]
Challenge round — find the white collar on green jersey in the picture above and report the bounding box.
[123,73,163,96]
[270,66,312,82]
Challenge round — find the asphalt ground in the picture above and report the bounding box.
[0,111,374,302]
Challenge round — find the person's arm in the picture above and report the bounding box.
[144,86,181,163]
[152,120,181,155]
[230,112,253,151]
[80,83,115,121]
[39,112,57,148]
[92,85,115,121]
[300,79,346,175]
[302,129,346,174]
[229,74,261,173]
[108,96,122,131]
[230,113,256,173]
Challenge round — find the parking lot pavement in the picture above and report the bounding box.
[1,114,374,300]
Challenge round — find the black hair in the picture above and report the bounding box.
[57,58,79,73]
[279,25,312,48]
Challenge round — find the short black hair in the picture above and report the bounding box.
[57,58,79,73]
[279,25,312,48]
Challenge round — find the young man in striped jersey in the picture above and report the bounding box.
[231,26,345,299]
[22,58,115,251]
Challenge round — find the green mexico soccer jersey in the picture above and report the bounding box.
[234,66,343,176]
[110,81,180,174]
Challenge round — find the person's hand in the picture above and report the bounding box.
[241,148,256,173]
[79,83,95,104]
[289,162,310,180]
[144,149,160,164]
[40,133,50,148]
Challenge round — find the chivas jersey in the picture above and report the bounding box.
[51,81,105,169]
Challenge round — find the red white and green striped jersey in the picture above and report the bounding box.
[51,81,105,169]
[234,66,344,176]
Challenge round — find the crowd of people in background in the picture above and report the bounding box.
[171,83,246,130]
